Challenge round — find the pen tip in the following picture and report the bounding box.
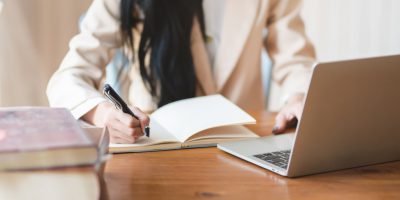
[145,126,150,137]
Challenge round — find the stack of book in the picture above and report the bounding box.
[0,107,109,200]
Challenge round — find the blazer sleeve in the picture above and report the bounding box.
[46,0,122,119]
[265,0,316,102]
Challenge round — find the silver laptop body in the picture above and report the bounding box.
[218,55,400,177]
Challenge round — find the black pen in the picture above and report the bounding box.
[103,84,150,137]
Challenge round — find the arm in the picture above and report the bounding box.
[47,0,121,119]
[46,0,149,143]
[264,0,316,133]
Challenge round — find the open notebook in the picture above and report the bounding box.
[110,95,258,153]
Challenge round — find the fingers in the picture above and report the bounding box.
[110,128,136,143]
[272,112,293,134]
[111,137,132,144]
[130,106,150,134]
[112,112,143,136]
[105,121,142,144]
[272,95,304,134]
[87,102,149,144]
[111,118,143,137]
[114,109,146,136]
[110,129,140,144]
[116,111,141,127]
[104,108,146,144]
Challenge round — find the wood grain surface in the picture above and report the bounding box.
[103,111,400,200]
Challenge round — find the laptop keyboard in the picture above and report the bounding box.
[253,150,291,169]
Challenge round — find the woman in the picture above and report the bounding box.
[47,0,315,143]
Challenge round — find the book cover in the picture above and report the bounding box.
[0,107,98,170]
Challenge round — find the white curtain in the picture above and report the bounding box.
[268,0,400,110]
[0,1,3,13]
[302,0,400,61]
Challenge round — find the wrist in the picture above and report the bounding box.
[81,102,113,127]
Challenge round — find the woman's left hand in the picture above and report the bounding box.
[272,93,305,134]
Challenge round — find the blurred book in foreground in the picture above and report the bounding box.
[0,127,110,200]
[0,107,103,170]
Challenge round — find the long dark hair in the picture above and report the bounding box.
[120,0,206,107]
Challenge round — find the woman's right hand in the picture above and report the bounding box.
[82,102,150,144]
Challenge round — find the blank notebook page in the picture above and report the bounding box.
[150,95,256,142]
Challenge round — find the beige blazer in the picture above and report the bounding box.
[47,0,315,119]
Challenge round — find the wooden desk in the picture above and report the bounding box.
[103,111,400,200]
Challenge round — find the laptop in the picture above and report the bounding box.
[218,55,400,177]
